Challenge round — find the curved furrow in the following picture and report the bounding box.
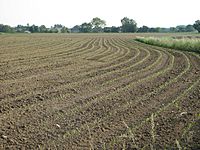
[0,38,102,101]
[93,38,129,62]
[45,37,134,79]
[84,39,113,60]
[0,45,175,147]
[0,40,156,111]
[111,77,200,149]
[93,52,199,149]
[57,38,136,82]
[66,37,103,58]
[68,37,139,77]
[0,38,54,50]
[89,39,140,71]
[87,38,125,62]
[39,49,172,130]
[0,41,144,107]
[78,38,135,71]
[47,48,169,122]
[0,37,94,76]
[0,38,92,81]
[53,51,196,148]
[0,38,95,83]
[0,40,83,81]
[80,38,119,60]
[0,44,172,132]
[0,37,136,98]
[54,39,156,90]
[85,38,111,60]
[99,38,132,61]
[0,36,159,106]
[34,38,98,63]
[76,37,129,68]
[16,37,92,62]
[0,38,82,64]
[1,35,200,149]
[64,47,152,94]
[129,52,200,148]
[100,38,132,61]
[0,38,81,71]
[0,39,66,62]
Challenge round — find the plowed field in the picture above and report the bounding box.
[0,34,199,149]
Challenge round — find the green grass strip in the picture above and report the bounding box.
[135,36,200,54]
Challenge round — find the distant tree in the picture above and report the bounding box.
[176,25,186,32]
[111,26,120,32]
[148,27,160,32]
[80,22,92,33]
[159,28,170,33]
[137,26,149,32]
[15,25,24,32]
[91,17,106,32]
[29,25,39,33]
[91,17,106,28]
[103,26,119,33]
[169,27,177,32]
[0,24,5,32]
[53,24,64,33]
[50,28,59,33]
[121,17,137,32]
[157,27,162,32]
[39,25,47,33]
[193,20,200,33]
[61,26,69,33]
[71,25,81,33]
[103,27,111,33]
[24,23,29,31]
[0,24,14,33]
[54,24,63,28]
[185,25,196,32]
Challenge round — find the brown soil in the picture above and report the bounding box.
[0,33,199,149]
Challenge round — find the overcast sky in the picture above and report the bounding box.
[0,0,199,28]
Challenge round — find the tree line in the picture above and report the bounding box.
[1,17,200,33]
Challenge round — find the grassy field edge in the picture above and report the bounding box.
[135,36,200,54]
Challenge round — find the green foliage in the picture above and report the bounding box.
[103,27,111,33]
[80,22,92,33]
[71,25,80,33]
[0,24,15,33]
[104,26,120,33]
[137,26,149,33]
[91,17,106,32]
[110,26,120,32]
[29,25,39,33]
[185,25,196,32]
[148,27,161,32]
[193,20,200,33]
[91,17,106,28]
[176,25,196,32]
[54,24,63,28]
[1,18,199,34]
[170,27,177,32]
[137,25,196,33]
[176,25,187,32]
[135,37,200,54]
[39,25,47,33]
[15,24,31,32]
[121,17,137,32]
[61,27,69,33]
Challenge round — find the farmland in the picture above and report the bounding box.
[0,33,200,149]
